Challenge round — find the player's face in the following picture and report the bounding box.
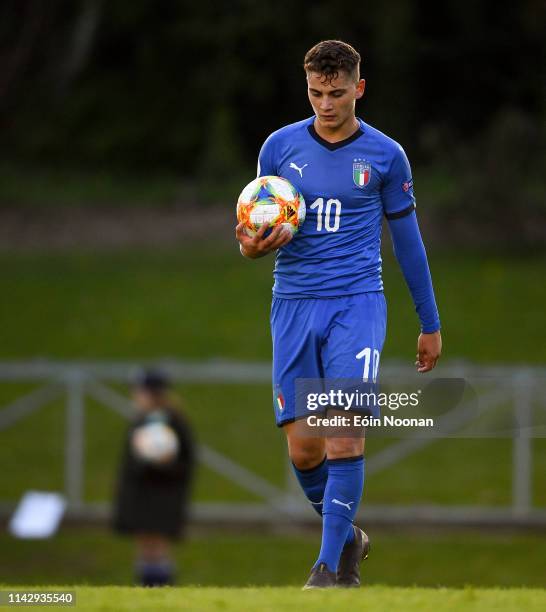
[307,70,365,131]
[133,388,160,411]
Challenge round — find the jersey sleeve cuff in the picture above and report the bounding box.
[384,202,416,220]
[421,322,441,334]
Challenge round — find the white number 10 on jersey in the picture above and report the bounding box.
[310,198,341,232]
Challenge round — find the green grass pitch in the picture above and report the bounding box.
[1,585,545,611]
[2,247,545,363]
[2,529,546,589]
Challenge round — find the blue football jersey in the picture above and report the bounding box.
[258,116,416,298]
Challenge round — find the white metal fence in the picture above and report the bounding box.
[0,360,545,527]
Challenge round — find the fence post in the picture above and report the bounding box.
[512,372,532,516]
[65,369,85,509]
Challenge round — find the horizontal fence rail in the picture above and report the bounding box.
[0,360,545,528]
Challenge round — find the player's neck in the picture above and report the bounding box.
[313,115,360,143]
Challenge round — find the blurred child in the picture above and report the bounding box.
[112,369,195,586]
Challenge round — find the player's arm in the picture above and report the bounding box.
[235,133,293,259]
[382,145,442,373]
[387,213,442,372]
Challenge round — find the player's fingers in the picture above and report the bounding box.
[253,224,275,247]
[417,354,435,372]
[416,350,427,370]
[269,227,293,250]
[271,226,293,245]
[279,229,294,247]
[261,224,284,248]
[254,222,270,242]
[281,228,294,245]
[265,236,286,251]
[269,235,291,251]
[235,222,247,241]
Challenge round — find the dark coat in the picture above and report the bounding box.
[112,406,195,539]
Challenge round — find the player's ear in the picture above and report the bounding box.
[355,79,366,99]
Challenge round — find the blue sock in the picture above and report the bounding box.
[292,457,356,546]
[291,456,328,517]
[314,455,365,573]
[135,559,174,587]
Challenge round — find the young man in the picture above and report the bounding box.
[236,40,442,589]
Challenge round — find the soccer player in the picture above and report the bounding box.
[235,40,442,589]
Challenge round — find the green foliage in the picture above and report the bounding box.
[420,110,546,249]
[196,107,249,203]
[2,0,544,183]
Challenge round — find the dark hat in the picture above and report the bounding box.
[133,368,171,392]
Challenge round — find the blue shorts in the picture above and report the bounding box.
[270,292,387,426]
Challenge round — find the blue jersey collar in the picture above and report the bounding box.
[307,117,364,151]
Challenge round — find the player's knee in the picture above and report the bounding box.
[288,442,325,470]
[325,437,364,460]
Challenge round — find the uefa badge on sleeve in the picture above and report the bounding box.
[353,159,371,188]
[402,178,414,193]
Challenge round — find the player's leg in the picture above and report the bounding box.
[312,292,386,584]
[284,420,326,515]
[272,296,358,527]
[307,435,364,580]
[135,532,174,586]
[286,426,367,587]
[271,297,328,514]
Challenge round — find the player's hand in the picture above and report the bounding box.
[235,222,293,259]
[415,331,442,373]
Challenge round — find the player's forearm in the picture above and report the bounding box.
[388,213,441,333]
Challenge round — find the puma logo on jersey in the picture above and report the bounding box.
[331,498,355,510]
[289,162,308,177]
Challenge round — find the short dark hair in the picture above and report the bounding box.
[304,40,361,83]
[133,368,171,393]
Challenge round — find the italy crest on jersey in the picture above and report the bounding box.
[273,384,285,413]
[353,159,371,188]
